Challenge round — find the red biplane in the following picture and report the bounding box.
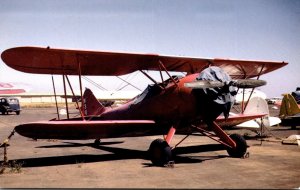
[1,46,287,166]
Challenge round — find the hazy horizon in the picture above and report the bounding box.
[1,0,299,98]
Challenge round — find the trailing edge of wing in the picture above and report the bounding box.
[1,46,288,78]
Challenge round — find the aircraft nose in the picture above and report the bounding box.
[192,66,237,120]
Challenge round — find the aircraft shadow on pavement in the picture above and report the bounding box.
[0,142,227,168]
[36,141,125,148]
[271,127,299,131]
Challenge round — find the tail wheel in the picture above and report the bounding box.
[148,138,173,166]
[227,134,247,158]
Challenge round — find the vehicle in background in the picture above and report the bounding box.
[266,97,282,105]
[0,97,21,115]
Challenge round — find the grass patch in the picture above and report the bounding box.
[21,102,77,108]
[0,160,24,174]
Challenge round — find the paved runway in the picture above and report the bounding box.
[0,108,299,188]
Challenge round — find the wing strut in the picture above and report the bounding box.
[241,64,265,113]
[140,70,163,90]
[77,57,85,117]
[191,122,236,149]
[158,60,178,87]
[158,64,165,89]
[62,74,70,119]
[65,75,85,119]
[140,60,180,90]
[51,75,60,120]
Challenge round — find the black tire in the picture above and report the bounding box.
[94,139,101,146]
[226,134,247,158]
[16,111,20,115]
[148,138,173,166]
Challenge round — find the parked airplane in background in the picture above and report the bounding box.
[235,89,266,104]
[279,93,300,129]
[234,97,281,133]
[1,46,288,166]
[0,82,28,94]
[0,82,27,115]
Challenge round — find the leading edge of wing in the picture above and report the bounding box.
[1,46,288,77]
[14,119,158,140]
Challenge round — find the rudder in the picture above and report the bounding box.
[279,94,300,118]
[243,96,277,127]
[81,88,106,116]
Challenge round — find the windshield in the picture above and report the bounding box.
[133,84,162,105]
[132,75,183,105]
[8,98,19,104]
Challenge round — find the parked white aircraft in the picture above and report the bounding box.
[235,89,267,104]
[234,96,281,132]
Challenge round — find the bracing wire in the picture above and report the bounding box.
[82,76,108,91]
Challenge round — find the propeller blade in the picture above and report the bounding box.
[184,80,225,88]
[184,79,266,89]
[231,79,266,88]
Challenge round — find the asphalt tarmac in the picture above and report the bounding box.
[0,107,299,188]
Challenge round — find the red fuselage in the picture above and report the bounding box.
[99,73,208,127]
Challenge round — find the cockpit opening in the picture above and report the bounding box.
[133,75,183,105]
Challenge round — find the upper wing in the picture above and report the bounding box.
[1,46,288,78]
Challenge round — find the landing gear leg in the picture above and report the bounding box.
[192,122,248,158]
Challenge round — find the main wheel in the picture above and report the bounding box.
[148,138,173,166]
[94,139,101,146]
[226,134,247,158]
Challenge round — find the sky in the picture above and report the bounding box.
[0,0,299,98]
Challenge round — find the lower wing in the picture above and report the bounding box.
[14,120,168,140]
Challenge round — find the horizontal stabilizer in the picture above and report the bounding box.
[236,116,281,129]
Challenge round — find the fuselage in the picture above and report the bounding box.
[13,69,236,140]
[98,73,212,127]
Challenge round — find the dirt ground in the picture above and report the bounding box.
[0,107,299,189]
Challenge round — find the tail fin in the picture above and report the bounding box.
[81,88,106,116]
[241,96,281,127]
[279,94,300,118]
[244,96,269,115]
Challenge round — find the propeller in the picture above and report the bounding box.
[184,79,266,89]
